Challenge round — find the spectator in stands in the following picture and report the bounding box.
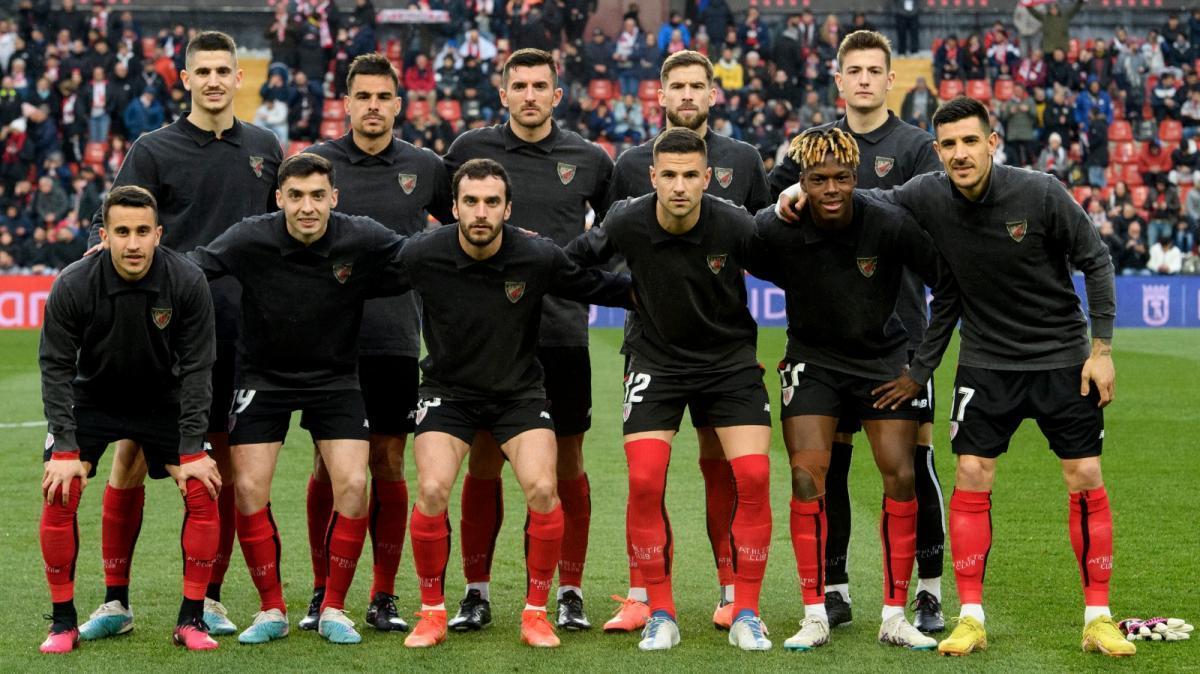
[1028,0,1084,57]
[265,4,297,70]
[1119,220,1151,274]
[1148,177,1181,240]
[74,165,102,226]
[739,7,770,55]
[1074,77,1113,128]
[656,11,689,55]
[1148,235,1182,273]
[584,27,614,83]
[1170,139,1198,184]
[900,76,936,129]
[987,29,1021,80]
[1037,131,1070,182]
[934,36,962,85]
[404,53,437,97]
[1099,219,1124,262]
[1044,86,1075,143]
[1083,107,1109,186]
[122,87,162,140]
[744,50,768,87]
[1003,84,1038,167]
[797,89,833,128]
[891,0,920,56]
[773,15,804,83]
[253,97,289,145]
[714,47,744,93]
[1173,218,1197,254]
[31,174,68,224]
[1139,140,1173,185]
[1087,197,1110,229]
[49,222,84,268]
[0,248,17,273]
[1151,71,1182,121]
[20,225,53,273]
[1187,183,1200,225]
[287,69,323,143]
[1107,182,1133,218]
[613,17,642,95]
[81,65,113,144]
[1046,48,1077,90]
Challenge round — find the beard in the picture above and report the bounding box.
[666,106,709,131]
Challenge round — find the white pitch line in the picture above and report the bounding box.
[0,421,45,428]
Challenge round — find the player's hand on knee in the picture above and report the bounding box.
[1080,353,1115,408]
[174,454,222,500]
[42,456,86,505]
[776,184,805,223]
[871,372,923,410]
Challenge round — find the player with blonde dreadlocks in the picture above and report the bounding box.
[747,121,960,653]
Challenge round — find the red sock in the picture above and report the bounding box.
[460,474,503,584]
[181,478,219,601]
[625,438,674,616]
[207,483,236,590]
[368,478,408,597]
[101,484,144,589]
[730,454,771,616]
[236,506,285,612]
[557,474,590,588]
[881,496,918,607]
[949,489,992,605]
[789,497,825,605]
[525,505,565,607]
[321,512,368,612]
[41,476,82,603]
[1069,487,1113,606]
[410,506,451,607]
[627,530,645,590]
[306,476,334,591]
[699,458,735,588]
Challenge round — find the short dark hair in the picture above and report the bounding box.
[452,158,511,202]
[103,185,158,226]
[277,152,334,188]
[185,31,237,67]
[932,96,991,133]
[660,50,713,84]
[652,127,707,161]
[502,48,558,87]
[346,52,399,93]
[837,30,893,71]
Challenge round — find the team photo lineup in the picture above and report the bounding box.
[25,8,1197,665]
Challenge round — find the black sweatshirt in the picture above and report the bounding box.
[40,247,215,455]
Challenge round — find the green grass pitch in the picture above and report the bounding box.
[0,327,1196,672]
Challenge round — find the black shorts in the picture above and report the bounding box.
[778,360,921,423]
[621,365,771,435]
[413,397,555,445]
[359,355,420,436]
[208,340,237,434]
[949,364,1104,459]
[538,346,591,437]
[227,388,370,445]
[831,351,935,432]
[49,404,183,480]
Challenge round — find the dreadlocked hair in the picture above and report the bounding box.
[788,127,861,172]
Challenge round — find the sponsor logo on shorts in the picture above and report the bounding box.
[781,385,794,406]
[857,256,878,278]
[45,432,54,451]
[249,155,264,178]
[362,419,370,428]
[415,397,441,425]
[505,281,526,303]
[539,411,552,419]
[1006,220,1028,242]
[622,402,632,421]
[151,307,172,329]
[707,254,728,275]
[763,402,771,412]
[557,162,576,185]
[949,421,959,439]
[875,156,894,177]
[1142,284,1170,326]
[1099,429,1105,440]
[715,166,733,188]
[333,263,353,284]
[398,173,417,195]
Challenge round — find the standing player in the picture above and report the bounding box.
[38,186,221,653]
[298,52,453,634]
[603,49,770,632]
[754,128,954,652]
[792,96,1132,657]
[394,159,633,649]
[443,48,614,630]
[770,30,947,632]
[565,128,774,652]
[189,154,408,646]
[77,31,281,640]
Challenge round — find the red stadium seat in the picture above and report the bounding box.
[1180,184,1193,204]
[1067,38,1080,62]
[319,118,345,139]
[1130,185,1149,208]
[1159,119,1183,143]
[1113,103,1125,120]
[1110,141,1136,163]
[930,38,944,54]
[385,39,402,61]
[1108,120,1133,142]
[83,141,108,167]
[286,140,308,158]
[587,79,617,102]
[938,79,964,100]
[435,99,462,123]
[1121,163,1144,186]
[993,79,1015,101]
[595,139,616,159]
[1072,186,1093,204]
[643,103,662,126]
[141,36,157,59]
[1103,165,1118,186]
[1099,186,1113,202]
[637,79,660,102]
[405,98,431,120]
[322,98,344,120]
[966,79,991,102]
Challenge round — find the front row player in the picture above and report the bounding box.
[38,186,223,653]
[751,128,956,652]
[566,128,774,652]
[391,158,633,648]
[189,154,410,645]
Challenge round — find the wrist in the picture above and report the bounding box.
[51,450,80,461]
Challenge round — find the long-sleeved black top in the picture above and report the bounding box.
[444,123,615,348]
[565,193,759,375]
[40,247,215,455]
[188,211,407,391]
[750,191,959,380]
[394,224,633,400]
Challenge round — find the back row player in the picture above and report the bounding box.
[602,49,770,632]
[76,31,281,640]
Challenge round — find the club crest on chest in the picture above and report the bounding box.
[715,166,733,189]
[1006,220,1028,242]
[874,156,894,178]
[557,162,576,185]
[707,254,728,275]
[398,173,417,195]
[333,263,353,284]
[857,256,878,278]
[505,281,526,303]
[249,156,264,178]
[151,307,172,329]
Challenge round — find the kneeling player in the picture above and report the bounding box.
[566,128,773,652]
[38,186,222,653]
[751,129,956,652]
[190,154,409,645]
[387,159,632,648]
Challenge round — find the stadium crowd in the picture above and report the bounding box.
[0,0,1198,276]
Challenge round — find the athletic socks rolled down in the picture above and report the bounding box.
[460,474,503,584]
[524,505,564,608]
[410,506,451,608]
[321,512,369,612]
[236,506,285,612]
[368,478,408,597]
[556,474,590,589]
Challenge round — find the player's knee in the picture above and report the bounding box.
[882,469,916,501]
[955,456,995,491]
[791,464,825,501]
[183,480,218,516]
[1061,457,1104,492]
[234,474,268,512]
[367,448,405,481]
[524,477,558,512]
[416,477,451,514]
